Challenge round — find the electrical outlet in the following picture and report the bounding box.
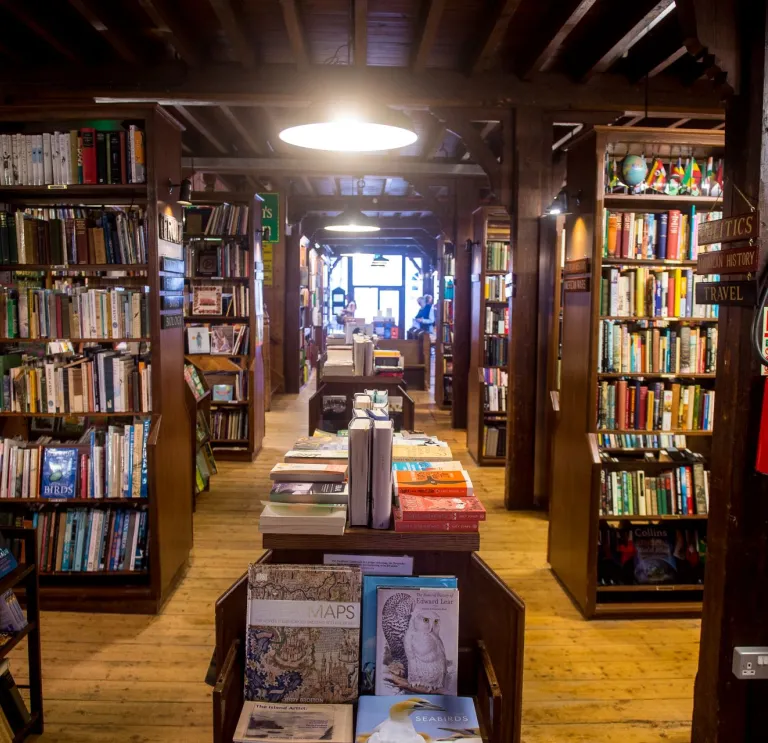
[732,647,768,679]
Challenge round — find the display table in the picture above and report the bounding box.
[212,529,524,743]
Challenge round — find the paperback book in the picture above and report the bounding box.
[233,701,353,743]
[269,482,349,505]
[394,494,486,521]
[269,463,347,483]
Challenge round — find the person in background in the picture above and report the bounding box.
[421,295,435,332]
[413,296,427,328]
[339,297,357,324]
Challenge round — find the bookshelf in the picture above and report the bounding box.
[436,240,455,408]
[184,363,215,510]
[467,207,511,466]
[307,243,326,372]
[0,103,192,613]
[183,193,266,463]
[549,126,725,618]
[298,237,311,388]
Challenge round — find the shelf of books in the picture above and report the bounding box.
[550,125,725,619]
[308,242,326,374]
[467,208,510,466]
[435,240,455,409]
[183,193,266,462]
[211,416,526,743]
[0,104,193,613]
[183,363,217,509]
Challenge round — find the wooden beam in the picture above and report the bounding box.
[412,0,446,73]
[624,115,644,126]
[420,118,448,161]
[173,106,228,154]
[406,178,446,214]
[470,0,525,74]
[668,117,691,128]
[206,0,256,69]
[294,196,446,213]
[462,121,498,160]
[218,105,265,155]
[281,0,309,70]
[0,0,79,62]
[646,46,688,77]
[137,0,200,66]
[300,176,315,196]
[354,0,367,67]
[713,121,725,130]
[68,0,140,64]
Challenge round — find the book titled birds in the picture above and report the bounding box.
[375,587,459,696]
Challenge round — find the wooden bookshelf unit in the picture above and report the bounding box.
[0,104,192,613]
[183,192,266,462]
[550,126,725,618]
[467,207,511,466]
[436,239,455,409]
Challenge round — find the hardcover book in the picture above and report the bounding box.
[361,576,458,694]
[269,482,349,505]
[392,461,464,472]
[375,587,459,696]
[245,564,362,704]
[269,463,347,482]
[393,470,472,497]
[394,494,486,521]
[40,447,78,499]
[356,695,481,743]
[234,701,353,743]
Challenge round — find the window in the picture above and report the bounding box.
[352,253,403,286]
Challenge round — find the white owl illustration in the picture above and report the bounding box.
[404,609,448,691]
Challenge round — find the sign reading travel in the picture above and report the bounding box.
[259,193,280,243]
[694,280,757,306]
[563,276,590,292]
[697,211,760,246]
[696,244,759,275]
[564,258,590,275]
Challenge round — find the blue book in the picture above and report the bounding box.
[73,511,87,571]
[361,575,457,693]
[654,278,662,316]
[118,512,131,569]
[0,546,18,579]
[125,425,134,499]
[135,512,148,569]
[40,447,78,499]
[658,213,668,259]
[356,695,480,743]
[685,269,694,318]
[62,512,75,571]
[140,419,150,498]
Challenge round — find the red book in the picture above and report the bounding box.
[628,384,636,426]
[395,494,486,522]
[620,213,631,258]
[393,518,479,533]
[686,467,694,514]
[637,386,648,431]
[81,128,97,184]
[666,210,681,260]
[616,380,627,430]
[79,454,88,499]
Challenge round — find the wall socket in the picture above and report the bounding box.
[732,647,768,679]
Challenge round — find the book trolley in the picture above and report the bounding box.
[212,529,525,743]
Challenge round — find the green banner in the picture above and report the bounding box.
[259,193,279,243]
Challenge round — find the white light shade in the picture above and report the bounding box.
[324,209,381,233]
[279,104,418,152]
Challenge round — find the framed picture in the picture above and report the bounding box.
[212,384,234,402]
[192,285,222,315]
[187,327,211,354]
[196,249,219,276]
[210,326,235,354]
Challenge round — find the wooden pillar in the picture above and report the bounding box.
[504,107,551,509]
[692,1,768,739]
[263,188,288,393]
[283,223,302,394]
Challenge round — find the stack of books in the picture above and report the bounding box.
[323,345,354,376]
[373,349,403,376]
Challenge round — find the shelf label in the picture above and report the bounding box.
[696,244,759,275]
[698,210,759,246]
[161,314,184,329]
[263,243,273,287]
[694,280,756,306]
[564,257,590,275]
[161,257,184,274]
[564,276,590,292]
[161,296,184,311]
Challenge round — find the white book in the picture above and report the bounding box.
[258,503,347,535]
[348,417,372,526]
[371,419,393,529]
[375,586,459,695]
[59,132,70,185]
[18,291,28,338]
[35,134,43,185]
[234,702,353,743]
[11,134,20,185]
[0,440,10,499]
[23,134,31,185]
[86,511,101,571]
[21,448,30,500]
[42,132,52,184]
[51,131,60,185]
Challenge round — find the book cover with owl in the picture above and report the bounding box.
[245,564,362,704]
[374,587,459,696]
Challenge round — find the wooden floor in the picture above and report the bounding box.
[18,381,701,742]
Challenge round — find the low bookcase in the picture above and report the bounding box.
[212,530,525,743]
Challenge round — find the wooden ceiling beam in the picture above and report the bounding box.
[295,196,447,212]
[624,115,644,126]
[206,0,256,69]
[68,0,140,64]
[462,121,498,160]
[470,0,525,74]
[218,105,266,155]
[646,46,688,78]
[412,0,446,73]
[669,118,692,128]
[300,176,315,196]
[281,0,309,70]
[0,0,79,62]
[138,0,200,66]
[420,116,448,161]
[354,0,367,67]
[174,105,228,154]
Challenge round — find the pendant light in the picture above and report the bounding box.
[279,103,418,152]
[324,208,381,233]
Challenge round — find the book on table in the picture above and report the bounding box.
[268,482,349,505]
[348,417,372,526]
[269,463,347,483]
[393,469,473,497]
[233,701,353,743]
[257,503,347,536]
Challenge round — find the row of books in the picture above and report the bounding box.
[1,208,148,266]
[441,325,453,344]
[195,444,217,494]
[0,126,146,187]
[598,321,718,374]
[484,275,509,302]
[3,352,152,414]
[189,285,249,317]
[603,208,722,261]
[186,204,249,236]
[0,286,150,340]
[483,336,508,367]
[597,380,715,432]
[484,424,506,457]
[485,240,509,272]
[211,409,248,440]
[600,267,719,319]
[484,306,508,334]
[185,241,249,278]
[597,433,688,450]
[483,384,507,413]
[599,463,709,517]
[442,252,455,275]
[442,298,453,323]
[32,508,148,573]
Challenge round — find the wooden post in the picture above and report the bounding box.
[504,107,551,509]
[263,187,288,393]
[692,1,768,739]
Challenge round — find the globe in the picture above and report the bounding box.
[621,155,648,187]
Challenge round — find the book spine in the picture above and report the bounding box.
[393,519,479,532]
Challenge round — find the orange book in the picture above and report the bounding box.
[616,380,628,430]
[646,390,655,430]
[607,212,619,256]
[394,469,472,496]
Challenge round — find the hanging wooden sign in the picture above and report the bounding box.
[564,276,590,292]
[697,211,760,246]
[694,280,757,306]
[161,257,184,274]
[696,244,759,275]
[564,257,590,275]
[160,296,184,311]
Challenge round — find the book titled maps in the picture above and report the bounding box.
[269,463,347,483]
[356,695,481,743]
[245,564,362,704]
[234,701,353,743]
[375,587,459,696]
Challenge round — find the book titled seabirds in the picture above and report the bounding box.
[375,587,459,696]
[233,701,353,743]
[348,417,373,526]
[371,419,394,529]
[40,447,78,499]
[245,564,362,704]
[356,695,481,743]
[361,576,458,694]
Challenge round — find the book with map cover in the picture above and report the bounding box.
[245,564,362,704]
